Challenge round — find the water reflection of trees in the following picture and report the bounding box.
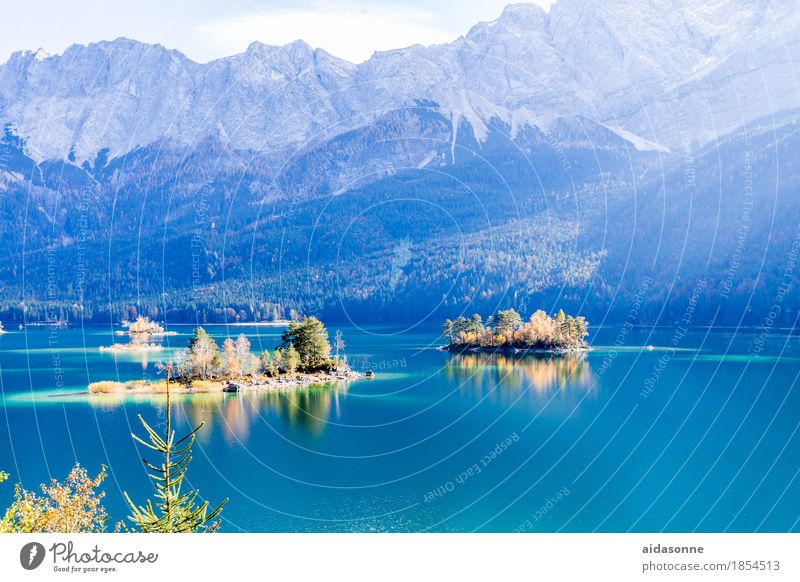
[88,382,349,442]
[444,352,596,398]
[101,336,167,370]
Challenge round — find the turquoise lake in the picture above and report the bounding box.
[1,324,798,532]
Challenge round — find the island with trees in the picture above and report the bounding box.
[441,308,589,354]
[90,316,360,394]
[116,316,177,337]
[99,316,177,353]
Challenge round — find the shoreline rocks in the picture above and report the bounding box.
[88,369,363,395]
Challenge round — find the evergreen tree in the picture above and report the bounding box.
[453,316,469,341]
[441,319,454,343]
[467,313,484,335]
[485,315,496,344]
[495,309,522,338]
[442,319,453,344]
[272,347,284,375]
[283,345,300,374]
[559,315,575,345]
[280,316,331,370]
[259,350,280,376]
[574,316,589,341]
[124,365,227,532]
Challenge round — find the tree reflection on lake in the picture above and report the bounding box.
[87,382,350,442]
[444,351,596,400]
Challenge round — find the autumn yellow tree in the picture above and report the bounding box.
[0,465,108,533]
[222,337,240,378]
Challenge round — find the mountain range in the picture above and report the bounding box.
[1,0,799,326]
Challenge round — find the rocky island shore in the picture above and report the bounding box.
[89,368,362,395]
[90,317,360,396]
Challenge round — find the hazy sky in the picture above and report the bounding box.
[1,0,555,64]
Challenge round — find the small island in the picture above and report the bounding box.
[90,316,359,395]
[100,316,176,352]
[99,342,163,353]
[115,316,177,337]
[441,308,589,353]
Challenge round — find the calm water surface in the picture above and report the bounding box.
[1,324,799,532]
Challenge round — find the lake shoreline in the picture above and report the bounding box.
[223,368,364,392]
[88,369,364,396]
[99,343,163,353]
[439,345,591,355]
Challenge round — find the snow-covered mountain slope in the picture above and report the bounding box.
[0,0,798,163]
[551,0,800,148]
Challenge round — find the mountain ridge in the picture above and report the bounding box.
[1,1,799,326]
[2,1,797,163]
